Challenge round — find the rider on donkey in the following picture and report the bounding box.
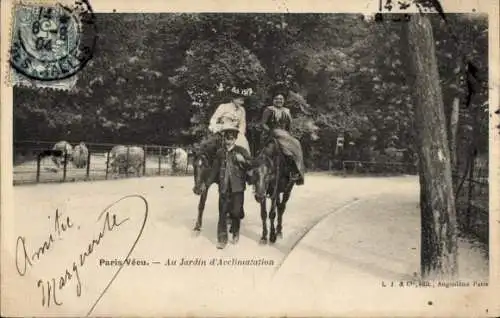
[260,85,305,185]
[204,120,253,249]
[191,86,253,232]
[206,86,252,154]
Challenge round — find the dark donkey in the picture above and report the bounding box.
[191,134,222,231]
[252,138,295,244]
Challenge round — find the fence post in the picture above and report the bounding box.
[36,154,42,183]
[86,150,91,180]
[158,146,162,175]
[143,145,147,176]
[105,149,110,180]
[62,151,68,182]
[172,147,177,174]
[126,146,130,177]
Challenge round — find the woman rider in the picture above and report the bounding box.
[208,87,251,154]
[260,87,305,185]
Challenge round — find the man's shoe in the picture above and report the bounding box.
[232,233,240,244]
[216,240,227,249]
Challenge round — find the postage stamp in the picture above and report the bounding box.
[1,0,499,317]
[8,0,97,90]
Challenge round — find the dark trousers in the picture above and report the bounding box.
[217,191,244,242]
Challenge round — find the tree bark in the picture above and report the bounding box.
[449,97,460,169]
[405,14,458,279]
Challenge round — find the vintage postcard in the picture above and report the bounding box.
[1,0,499,316]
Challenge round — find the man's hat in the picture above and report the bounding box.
[219,120,240,133]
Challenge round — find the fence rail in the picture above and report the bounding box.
[453,161,489,244]
[13,140,194,185]
[341,160,418,175]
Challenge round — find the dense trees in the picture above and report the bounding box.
[14,13,488,167]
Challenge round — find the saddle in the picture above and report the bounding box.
[261,131,303,185]
[261,136,296,179]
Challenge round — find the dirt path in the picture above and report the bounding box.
[4,174,489,316]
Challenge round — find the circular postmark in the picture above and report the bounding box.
[10,1,97,81]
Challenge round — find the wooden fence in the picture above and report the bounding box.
[13,140,194,185]
[453,161,489,244]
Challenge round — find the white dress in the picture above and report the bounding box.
[209,102,251,153]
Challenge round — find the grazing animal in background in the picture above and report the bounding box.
[51,141,73,169]
[108,145,127,172]
[168,147,188,173]
[108,145,145,176]
[252,137,295,244]
[72,142,89,168]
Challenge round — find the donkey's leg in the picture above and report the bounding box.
[277,184,293,239]
[269,196,278,243]
[193,189,208,232]
[260,200,268,244]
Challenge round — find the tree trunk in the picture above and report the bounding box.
[405,14,458,279]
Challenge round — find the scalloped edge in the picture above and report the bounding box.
[10,71,78,91]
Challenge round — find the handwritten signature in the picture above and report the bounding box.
[15,194,148,316]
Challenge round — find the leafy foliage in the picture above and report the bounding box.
[14,13,488,165]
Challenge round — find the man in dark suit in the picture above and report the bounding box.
[204,121,252,249]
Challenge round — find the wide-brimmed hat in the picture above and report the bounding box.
[229,86,253,98]
[270,83,289,98]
